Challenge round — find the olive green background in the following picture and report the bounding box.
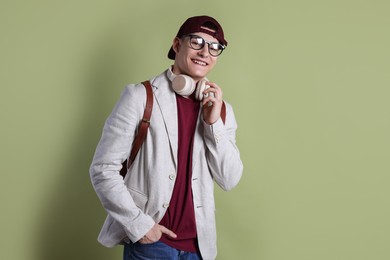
[1,0,389,259]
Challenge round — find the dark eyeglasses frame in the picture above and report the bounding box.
[183,34,226,57]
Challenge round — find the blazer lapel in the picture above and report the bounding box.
[151,71,178,169]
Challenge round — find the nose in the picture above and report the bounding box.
[197,44,209,57]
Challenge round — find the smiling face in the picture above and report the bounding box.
[171,32,219,82]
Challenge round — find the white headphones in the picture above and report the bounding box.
[171,74,210,101]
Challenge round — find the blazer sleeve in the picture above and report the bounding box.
[202,101,244,191]
[89,84,155,243]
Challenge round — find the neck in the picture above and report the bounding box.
[171,65,203,83]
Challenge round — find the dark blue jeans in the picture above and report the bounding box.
[123,241,202,260]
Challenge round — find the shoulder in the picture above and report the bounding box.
[114,69,170,114]
[111,83,147,115]
[122,82,147,100]
[123,69,169,97]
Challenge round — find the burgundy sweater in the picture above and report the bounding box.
[159,94,200,253]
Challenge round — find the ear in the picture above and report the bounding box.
[172,37,181,55]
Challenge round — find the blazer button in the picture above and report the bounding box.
[169,174,176,180]
[163,203,170,208]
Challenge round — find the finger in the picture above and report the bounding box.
[206,82,222,92]
[204,87,222,100]
[160,226,177,238]
[203,91,215,101]
[203,93,223,107]
[202,96,214,107]
[138,237,151,244]
[206,81,219,88]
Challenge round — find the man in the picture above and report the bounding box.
[90,15,243,260]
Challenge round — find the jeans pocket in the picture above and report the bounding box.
[124,241,175,260]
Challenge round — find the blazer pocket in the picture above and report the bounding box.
[127,187,148,211]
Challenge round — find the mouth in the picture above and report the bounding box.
[191,59,208,66]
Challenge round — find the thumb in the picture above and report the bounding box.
[160,225,177,239]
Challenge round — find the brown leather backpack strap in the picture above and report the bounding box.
[221,101,226,124]
[120,81,153,178]
[128,80,153,167]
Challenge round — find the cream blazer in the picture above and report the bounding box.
[89,69,243,260]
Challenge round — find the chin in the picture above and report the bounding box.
[188,65,210,77]
[190,74,207,82]
[189,70,209,79]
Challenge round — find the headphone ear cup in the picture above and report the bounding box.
[195,79,209,101]
[172,74,196,96]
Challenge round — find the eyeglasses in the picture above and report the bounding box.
[184,34,226,57]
